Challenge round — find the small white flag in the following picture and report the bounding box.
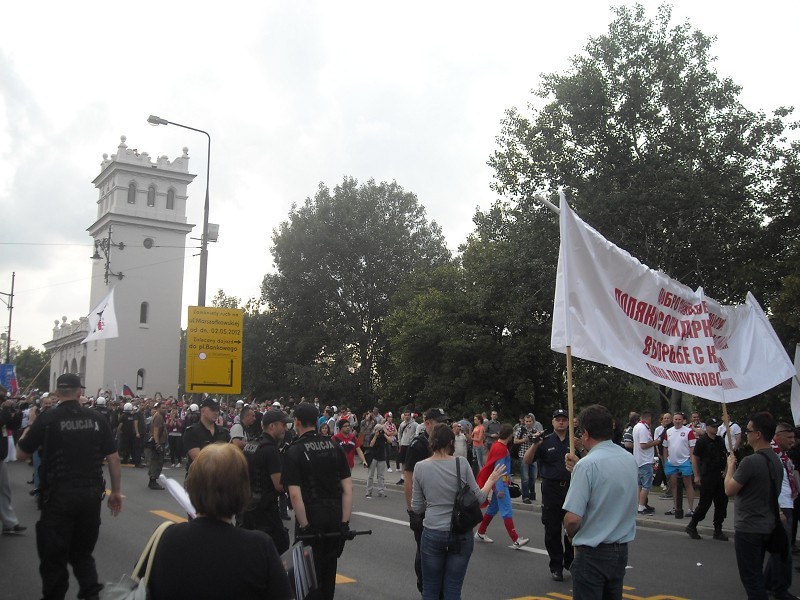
[82,288,119,343]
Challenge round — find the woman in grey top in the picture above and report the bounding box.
[412,423,505,600]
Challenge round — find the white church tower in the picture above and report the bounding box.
[79,136,196,397]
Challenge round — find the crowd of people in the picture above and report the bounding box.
[3,377,800,599]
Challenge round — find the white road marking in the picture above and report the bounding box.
[352,512,551,556]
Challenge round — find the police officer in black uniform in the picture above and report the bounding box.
[240,409,293,554]
[686,417,729,540]
[282,402,353,600]
[524,408,585,582]
[182,397,231,471]
[402,408,448,594]
[16,373,123,600]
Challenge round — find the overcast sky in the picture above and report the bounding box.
[1,1,798,353]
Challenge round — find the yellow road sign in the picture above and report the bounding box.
[186,306,243,394]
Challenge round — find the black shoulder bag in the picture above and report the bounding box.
[760,452,789,560]
[451,456,484,534]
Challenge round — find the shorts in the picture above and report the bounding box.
[664,459,692,478]
[637,464,653,489]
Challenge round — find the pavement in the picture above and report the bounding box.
[350,465,735,538]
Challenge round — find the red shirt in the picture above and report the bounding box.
[333,431,361,469]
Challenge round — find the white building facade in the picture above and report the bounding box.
[45,136,195,397]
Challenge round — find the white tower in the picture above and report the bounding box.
[81,136,196,397]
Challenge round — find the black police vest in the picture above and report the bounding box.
[289,432,343,504]
[243,434,279,503]
[42,404,110,486]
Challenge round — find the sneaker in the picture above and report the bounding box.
[512,536,529,549]
[713,531,729,541]
[396,479,404,485]
[685,525,701,540]
[148,480,164,490]
[364,493,372,498]
[665,508,676,516]
[522,498,532,505]
[686,510,695,518]
[551,570,564,582]
[387,468,393,473]
[377,492,387,498]
[474,532,493,543]
[2,525,26,535]
[638,506,655,515]
[660,493,672,499]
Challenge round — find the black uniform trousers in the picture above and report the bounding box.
[241,501,290,554]
[541,478,574,573]
[300,502,342,600]
[37,485,103,600]
[689,473,727,530]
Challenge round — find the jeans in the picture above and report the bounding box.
[420,528,474,600]
[734,531,770,600]
[570,543,628,600]
[764,508,793,597]
[520,458,537,499]
[473,446,486,470]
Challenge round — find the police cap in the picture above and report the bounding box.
[57,373,85,389]
[263,410,292,427]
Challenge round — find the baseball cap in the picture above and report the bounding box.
[263,410,292,426]
[552,409,569,419]
[705,417,721,427]
[57,373,85,389]
[200,397,220,411]
[424,408,449,422]
[293,402,319,423]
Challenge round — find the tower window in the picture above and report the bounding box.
[147,186,156,207]
[166,189,175,210]
[140,301,149,324]
[136,368,145,391]
[127,183,136,204]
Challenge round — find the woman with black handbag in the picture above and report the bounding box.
[412,423,505,600]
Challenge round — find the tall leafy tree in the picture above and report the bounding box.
[489,3,798,416]
[14,346,49,392]
[262,177,450,407]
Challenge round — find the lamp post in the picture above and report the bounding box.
[0,272,14,363]
[91,226,125,285]
[147,114,211,307]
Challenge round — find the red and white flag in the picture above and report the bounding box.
[551,194,795,403]
[82,287,119,343]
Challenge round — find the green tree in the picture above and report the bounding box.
[262,177,450,408]
[14,346,49,392]
[489,3,798,415]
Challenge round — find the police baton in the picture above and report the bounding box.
[295,529,372,542]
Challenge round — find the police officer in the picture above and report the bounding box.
[240,409,293,554]
[282,402,353,600]
[402,407,448,594]
[523,408,584,582]
[16,373,123,600]
[93,396,110,424]
[182,397,231,471]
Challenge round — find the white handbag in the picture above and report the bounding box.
[102,521,173,600]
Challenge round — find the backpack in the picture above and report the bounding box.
[451,456,484,534]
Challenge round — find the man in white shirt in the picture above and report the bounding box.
[632,411,660,515]
[718,421,742,454]
[663,412,697,516]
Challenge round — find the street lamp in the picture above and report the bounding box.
[0,272,13,363]
[147,114,212,307]
[91,226,125,284]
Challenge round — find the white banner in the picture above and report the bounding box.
[791,345,800,425]
[551,198,796,403]
[82,287,119,343]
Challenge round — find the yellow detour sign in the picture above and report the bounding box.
[186,307,243,394]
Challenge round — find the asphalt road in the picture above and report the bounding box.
[2,459,798,599]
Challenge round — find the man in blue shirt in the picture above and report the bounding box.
[563,404,637,599]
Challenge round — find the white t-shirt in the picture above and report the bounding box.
[632,421,654,467]
[718,422,741,453]
[664,425,696,466]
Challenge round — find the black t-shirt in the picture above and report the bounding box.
[692,434,727,477]
[403,431,431,475]
[534,432,571,481]
[119,412,136,437]
[149,517,292,600]
[182,422,231,466]
[282,431,350,516]
[18,400,116,485]
[243,433,282,501]
[369,429,389,461]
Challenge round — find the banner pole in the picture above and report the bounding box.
[566,346,575,455]
[722,403,734,454]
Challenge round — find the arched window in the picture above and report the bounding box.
[166,189,175,210]
[70,358,78,373]
[127,182,136,204]
[136,369,145,391]
[147,186,156,207]
[140,302,149,324]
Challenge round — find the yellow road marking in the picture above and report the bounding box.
[335,574,356,584]
[150,510,188,523]
[104,490,126,498]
